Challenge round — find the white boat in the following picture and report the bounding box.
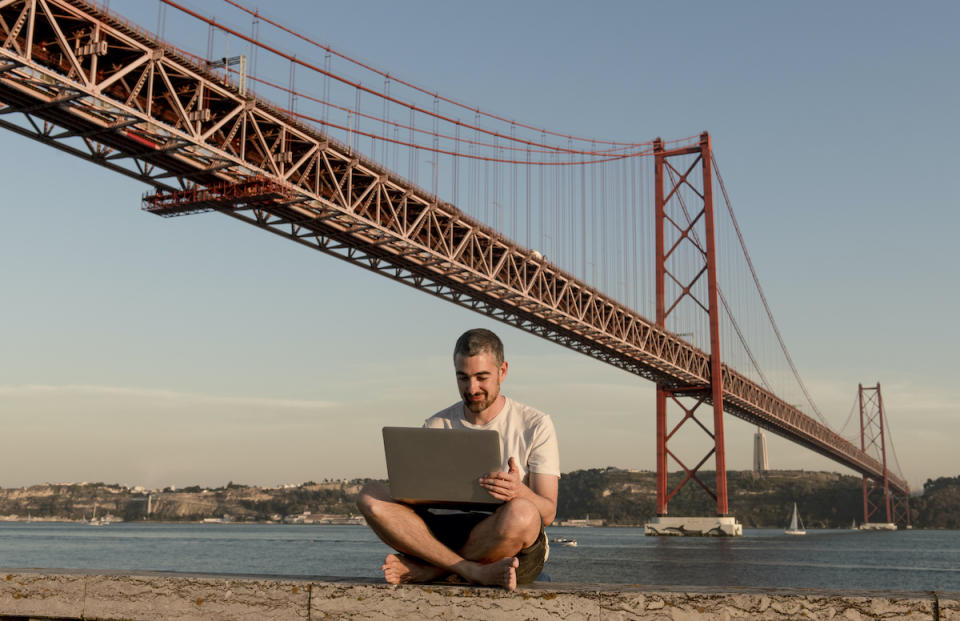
[549,537,578,547]
[785,502,806,535]
[88,504,109,526]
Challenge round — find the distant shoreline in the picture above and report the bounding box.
[4,470,957,528]
[0,517,367,526]
[3,519,956,531]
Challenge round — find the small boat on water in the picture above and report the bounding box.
[550,537,578,547]
[785,502,806,535]
[88,504,113,526]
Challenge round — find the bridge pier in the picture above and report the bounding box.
[858,522,898,531]
[643,516,743,537]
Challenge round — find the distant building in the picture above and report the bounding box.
[753,429,769,473]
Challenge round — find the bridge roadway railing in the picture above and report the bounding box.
[0,0,907,495]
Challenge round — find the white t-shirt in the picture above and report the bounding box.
[423,397,560,483]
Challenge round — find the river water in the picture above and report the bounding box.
[1,522,958,591]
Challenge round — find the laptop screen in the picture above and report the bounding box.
[382,427,504,507]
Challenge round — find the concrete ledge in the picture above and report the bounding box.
[2,570,958,620]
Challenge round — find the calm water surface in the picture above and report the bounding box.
[1,522,958,591]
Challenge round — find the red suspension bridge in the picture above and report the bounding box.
[0,0,910,529]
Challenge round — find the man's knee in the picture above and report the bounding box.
[495,499,542,546]
[356,482,392,518]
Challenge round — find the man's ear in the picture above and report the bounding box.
[499,360,508,381]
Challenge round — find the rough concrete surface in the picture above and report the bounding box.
[1,571,957,620]
[82,573,311,621]
[940,595,960,620]
[597,589,936,621]
[1,571,86,619]
[311,582,595,620]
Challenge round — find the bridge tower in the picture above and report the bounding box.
[645,132,741,536]
[858,383,908,529]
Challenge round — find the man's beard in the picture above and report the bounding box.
[464,392,495,413]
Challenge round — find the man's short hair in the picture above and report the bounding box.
[454,329,504,366]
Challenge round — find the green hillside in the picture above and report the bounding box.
[1,471,956,529]
[557,469,863,527]
[557,469,957,528]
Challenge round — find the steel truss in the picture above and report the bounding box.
[0,0,908,497]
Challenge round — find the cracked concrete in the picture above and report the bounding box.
[1,571,956,620]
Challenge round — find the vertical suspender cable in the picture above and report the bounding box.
[512,124,518,239]
[526,147,531,248]
[453,121,460,207]
[712,155,827,425]
[580,162,586,280]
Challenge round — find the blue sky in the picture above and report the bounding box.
[1,0,957,492]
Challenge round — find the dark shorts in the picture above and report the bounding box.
[416,508,548,584]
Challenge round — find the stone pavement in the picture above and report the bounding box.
[1,570,958,620]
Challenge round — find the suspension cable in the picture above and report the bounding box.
[290,106,652,165]
[883,404,908,486]
[837,391,861,441]
[219,0,660,149]
[712,154,829,426]
[239,71,653,161]
[662,166,773,392]
[161,0,673,159]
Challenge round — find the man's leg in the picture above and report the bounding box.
[356,482,521,589]
[394,499,543,585]
[458,497,542,563]
[457,498,544,583]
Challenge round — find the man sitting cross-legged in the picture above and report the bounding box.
[356,328,560,590]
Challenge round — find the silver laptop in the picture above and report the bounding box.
[382,427,503,507]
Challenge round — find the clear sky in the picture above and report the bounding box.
[1,1,957,493]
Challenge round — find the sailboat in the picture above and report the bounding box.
[785,502,806,535]
[89,503,107,526]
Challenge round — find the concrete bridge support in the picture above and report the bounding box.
[644,516,743,537]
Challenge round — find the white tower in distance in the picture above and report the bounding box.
[753,428,769,473]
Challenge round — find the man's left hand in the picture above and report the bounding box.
[479,457,523,502]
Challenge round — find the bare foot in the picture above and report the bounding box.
[381,553,446,585]
[462,557,519,591]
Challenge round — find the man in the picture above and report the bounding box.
[356,328,560,590]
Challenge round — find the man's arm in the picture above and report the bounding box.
[480,457,559,526]
[526,471,559,526]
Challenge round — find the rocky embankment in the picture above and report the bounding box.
[0,481,369,523]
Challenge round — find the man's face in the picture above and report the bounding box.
[455,352,507,414]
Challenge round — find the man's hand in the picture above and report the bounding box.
[479,457,523,502]
[480,458,559,525]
